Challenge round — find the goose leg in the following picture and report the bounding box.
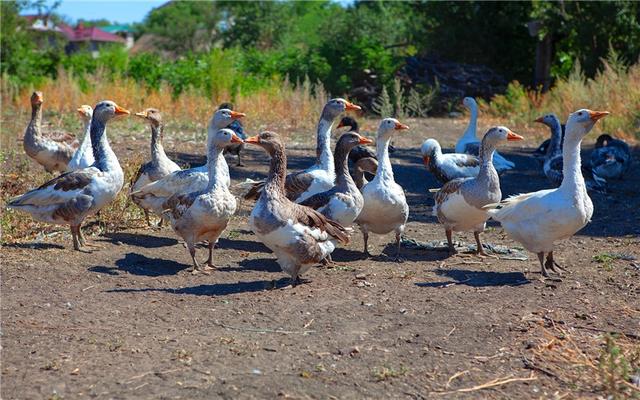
[361,228,370,256]
[473,231,495,258]
[157,216,164,228]
[394,228,404,262]
[445,229,457,254]
[203,242,216,271]
[538,252,550,277]
[236,151,245,167]
[188,243,209,275]
[71,225,82,251]
[546,251,567,274]
[144,209,152,227]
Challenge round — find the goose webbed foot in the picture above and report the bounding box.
[188,244,211,275]
[537,252,563,281]
[546,252,567,274]
[445,229,457,256]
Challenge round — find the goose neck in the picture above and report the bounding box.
[28,104,43,137]
[559,134,585,193]
[375,136,394,182]
[547,122,563,157]
[316,117,335,175]
[90,118,119,172]
[150,124,166,163]
[476,141,499,189]
[334,144,355,187]
[264,148,287,198]
[205,146,225,191]
[464,104,478,140]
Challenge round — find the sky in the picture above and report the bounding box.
[22,0,167,24]
[21,0,354,25]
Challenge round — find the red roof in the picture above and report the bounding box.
[62,24,126,43]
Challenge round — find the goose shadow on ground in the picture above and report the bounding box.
[217,257,282,273]
[105,278,291,296]
[89,252,189,277]
[99,232,179,248]
[415,268,530,288]
[216,238,270,253]
[379,242,452,263]
[2,242,66,250]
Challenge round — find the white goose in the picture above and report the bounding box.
[356,118,410,260]
[130,108,181,226]
[484,109,609,277]
[456,97,515,173]
[130,108,244,218]
[421,138,480,184]
[66,105,94,171]
[434,127,523,255]
[8,101,129,251]
[163,128,242,275]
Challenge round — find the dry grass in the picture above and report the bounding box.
[523,314,640,398]
[483,59,640,141]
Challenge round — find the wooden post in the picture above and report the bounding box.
[528,20,552,92]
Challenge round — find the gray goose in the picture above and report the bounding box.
[245,131,349,285]
[434,127,523,255]
[243,98,361,202]
[300,132,372,226]
[130,108,181,226]
[8,101,129,251]
[23,91,78,173]
[590,134,631,180]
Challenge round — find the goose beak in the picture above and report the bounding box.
[394,122,409,130]
[345,102,361,111]
[230,111,246,120]
[134,111,148,118]
[245,135,260,144]
[114,105,130,116]
[534,117,544,123]
[358,136,373,145]
[506,130,524,141]
[77,107,85,116]
[230,133,243,144]
[35,93,43,103]
[423,156,430,166]
[589,110,609,122]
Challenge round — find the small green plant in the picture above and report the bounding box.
[598,335,640,399]
[372,85,393,117]
[392,77,405,118]
[592,253,632,271]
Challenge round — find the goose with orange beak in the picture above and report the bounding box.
[485,109,609,279]
[162,129,243,274]
[300,132,373,229]
[243,98,361,202]
[8,100,129,251]
[434,126,523,256]
[355,118,411,261]
[67,105,95,171]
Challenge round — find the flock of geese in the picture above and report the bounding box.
[7,92,632,284]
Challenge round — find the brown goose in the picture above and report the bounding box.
[300,132,372,226]
[245,131,349,285]
[8,101,129,251]
[23,91,78,173]
[434,127,523,255]
[243,98,361,202]
[130,108,181,226]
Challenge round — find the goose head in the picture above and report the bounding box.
[337,116,359,132]
[135,108,162,128]
[77,105,93,122]
[462,97,477,110]
[244,131,284,156]
[211,108,245,130]
[208,128,243,151]
[534,113,561,131]
[93,100,130,123]
[420,138,441,166]
[322,98,361,121]
[482,126,523,148]
[377,118,409,140]
[566,109,609,139]
[337,132,373,153]
[31,91,44,107]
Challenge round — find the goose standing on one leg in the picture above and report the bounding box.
[130,108,181,226]
[243,99,361,202]
[484,109,609,278]
[130,108,245,218]
[163,128,242,274]
[420,138,480,184]
[23,91,78,173]
[434,127,523,255]
[246,132,349,285]
[456,97,515,173]
[356,118,410,261]
[8,101,129,251]
[66,105,94,171]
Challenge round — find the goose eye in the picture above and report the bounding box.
[578,112,583,116]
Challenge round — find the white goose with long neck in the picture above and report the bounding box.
[456,97,479,153]
[67,106,94,171]
[314,115,335,182]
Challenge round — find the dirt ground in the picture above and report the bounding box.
[1,117,639,399]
